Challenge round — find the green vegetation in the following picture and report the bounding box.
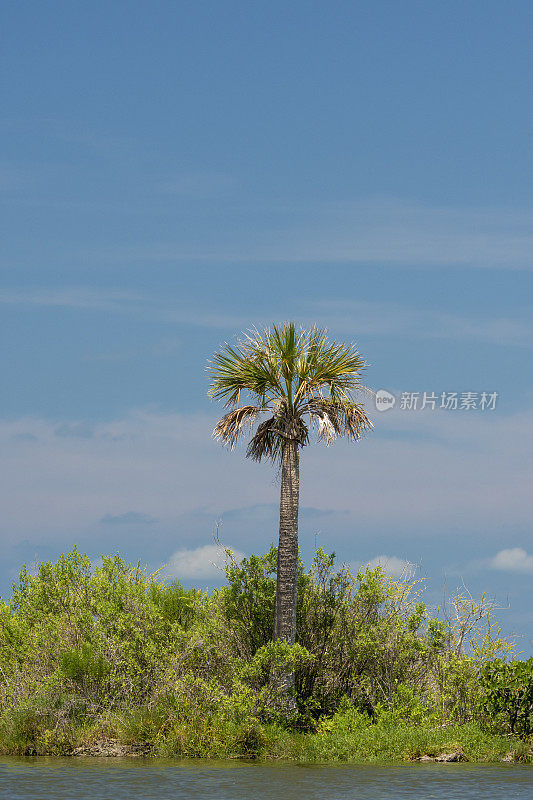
[479,657,533,737]
[0,546,530,763]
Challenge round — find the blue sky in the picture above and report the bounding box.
[1,1,532,653]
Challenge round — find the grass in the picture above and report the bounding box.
[287,723,530,764]
[1,710,530,764]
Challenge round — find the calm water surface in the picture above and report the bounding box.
[1,758,532,800]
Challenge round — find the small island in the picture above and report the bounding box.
[0,544,531,763]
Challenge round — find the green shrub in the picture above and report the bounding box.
[60,643,110,684]
[479,657,533,737]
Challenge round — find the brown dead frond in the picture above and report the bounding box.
[307,398,373,445]
[247,415,309,462]
[213,405,261,449]
[343,402,374,439]
[246,416,279,462]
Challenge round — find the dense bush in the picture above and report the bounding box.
[0,545,526,758]
[479,658,533,737]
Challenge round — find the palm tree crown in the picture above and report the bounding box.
[208,322,373,458]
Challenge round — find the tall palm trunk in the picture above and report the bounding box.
[273,438,299,646]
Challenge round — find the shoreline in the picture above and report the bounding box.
[1,723,531,764]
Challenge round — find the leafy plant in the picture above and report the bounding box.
[479,658,533,737]
[60,643,110,684]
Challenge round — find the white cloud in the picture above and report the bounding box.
[367,555,414,578]
[490,548,533,574]
[163,544,244,580]
[351,555,415,578]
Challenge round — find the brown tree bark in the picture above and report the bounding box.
[272,438,299,711]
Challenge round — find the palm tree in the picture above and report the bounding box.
[208,323,372,660]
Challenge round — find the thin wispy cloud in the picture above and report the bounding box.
[79,197,533,269]
[157,171,238,199]
[1,405,532,545]
[0,287,141,313]
[308,300,533,348]
[55,422,94,439]
[5,187,533,268]
[1,286,532,348]
[100,511,157,526]
[0,287,252,330]
[87,337,182,363]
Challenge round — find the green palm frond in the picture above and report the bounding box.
[208,335,283,407]
[295,327,367,405]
